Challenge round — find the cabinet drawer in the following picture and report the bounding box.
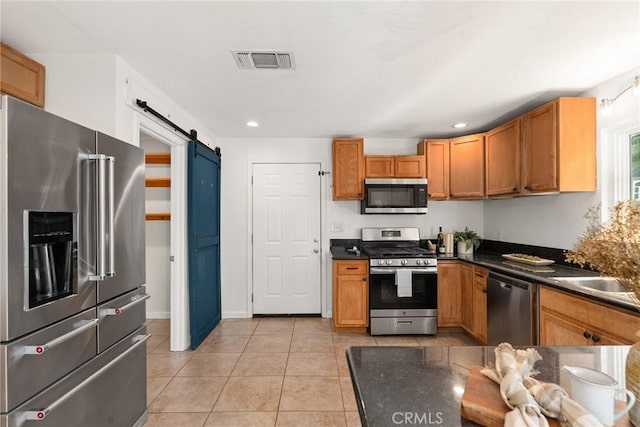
[98,287,148,352]
[0,308,97,412]
[335,261,368,275]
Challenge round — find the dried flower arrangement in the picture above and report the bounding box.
[565,199,640,301]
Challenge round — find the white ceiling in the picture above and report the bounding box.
[2,1,639,138]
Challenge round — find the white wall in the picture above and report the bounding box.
[29,54,117,135]
[218,137,485,318]
[483,68,640,249]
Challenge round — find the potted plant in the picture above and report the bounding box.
[453,226,481,255]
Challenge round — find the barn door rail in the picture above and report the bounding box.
[134,98,221,158]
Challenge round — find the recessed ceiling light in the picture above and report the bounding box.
[246,121,259,127]
[452,122,468,129]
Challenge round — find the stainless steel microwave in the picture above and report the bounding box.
[361,178,428,214]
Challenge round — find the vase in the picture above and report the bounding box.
[626,333,640,426]
[457,241,473,256]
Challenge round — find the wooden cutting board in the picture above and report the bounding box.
[460,365,561,427]
[460,366,630,426]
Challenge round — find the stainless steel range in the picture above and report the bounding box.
[361,228,438,335]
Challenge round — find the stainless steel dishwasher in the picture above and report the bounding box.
[487,271,538,346]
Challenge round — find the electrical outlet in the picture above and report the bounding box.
[331,223,343,232]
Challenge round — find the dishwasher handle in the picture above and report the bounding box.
[488,271,532,291]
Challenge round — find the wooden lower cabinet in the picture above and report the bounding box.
[437,261,462,327]
[539,287,640,346]
[471,266,488,344]
[333,260,368,332]
[460,263,474,332]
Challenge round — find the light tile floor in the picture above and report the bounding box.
[145,318,476,427]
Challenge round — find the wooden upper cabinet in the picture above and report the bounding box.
[485,118,521,197]
[365,155,425,178]
[417,139,450,199]
[333,138,365,200]
[523,97,596,193]
[395,155,425,178]
[450,133,485,199]
[0,43,45,108]
[365,155,394,178]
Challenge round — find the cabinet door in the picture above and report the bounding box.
[460,263,474,333]
[365,155,394,178]
[450,134,485,198]
[523,101,557,192]
[418,139,450,199]
[334,275,368,327]
[539,309,590,346]
[437,261,461,327]
[333,138,364,200]
[485,118,521,196]
[0,43,45,108]
[471,270,487,344]
[395,156,426,178]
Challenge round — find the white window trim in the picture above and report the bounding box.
[601,122,640,222]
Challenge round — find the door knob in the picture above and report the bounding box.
[313,238,319,243]
[313,249,319,253]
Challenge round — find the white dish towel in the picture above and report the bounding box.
[395,269,413,297]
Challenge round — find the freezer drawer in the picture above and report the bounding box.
[98,287,148,352]
[0,326,148,427]
[0,308,97,413]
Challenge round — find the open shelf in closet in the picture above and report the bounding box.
[145,152,171,221]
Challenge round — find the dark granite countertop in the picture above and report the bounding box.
[347,345,631,427]
[329,246,640,312]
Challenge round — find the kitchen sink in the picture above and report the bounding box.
[553,276,630,293]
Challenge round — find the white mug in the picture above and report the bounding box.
[562,365,635,426]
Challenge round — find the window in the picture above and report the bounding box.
[631,132,640,199]
[601,124,640,222]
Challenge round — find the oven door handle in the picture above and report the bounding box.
[369,267,437,275]
[369,267,398,275]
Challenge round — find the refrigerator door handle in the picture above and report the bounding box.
[88,154,115,281]
[105,155,115,278]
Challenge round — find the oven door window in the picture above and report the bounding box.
[366,185,417,208]
[369,271,437,310]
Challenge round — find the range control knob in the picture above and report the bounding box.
[416,259,423,265]
[401,259,407,265]
[378,259,384,265]
[386,260,392,265]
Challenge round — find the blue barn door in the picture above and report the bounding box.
[187,141,221,349]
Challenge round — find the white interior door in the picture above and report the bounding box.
[252,163,321,314]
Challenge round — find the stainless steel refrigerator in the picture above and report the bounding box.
[0,95,148,426]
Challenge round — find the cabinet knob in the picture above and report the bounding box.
[524,185,530,190]
[362,278,366,282]
[513,187,518,192]
[482,288,487,294]
[583,331,591,339]
[592,334,600,343]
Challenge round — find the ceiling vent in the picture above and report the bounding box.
[232,50,295,70]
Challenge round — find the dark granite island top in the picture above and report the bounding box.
[347,345,631,427]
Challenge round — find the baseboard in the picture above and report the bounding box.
[146,311,170,319]
[222,311,252,319]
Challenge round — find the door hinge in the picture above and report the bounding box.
[251,176,253,185]
[318,170,330,176]
[251,294,254,302]
[251,234,253,243]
